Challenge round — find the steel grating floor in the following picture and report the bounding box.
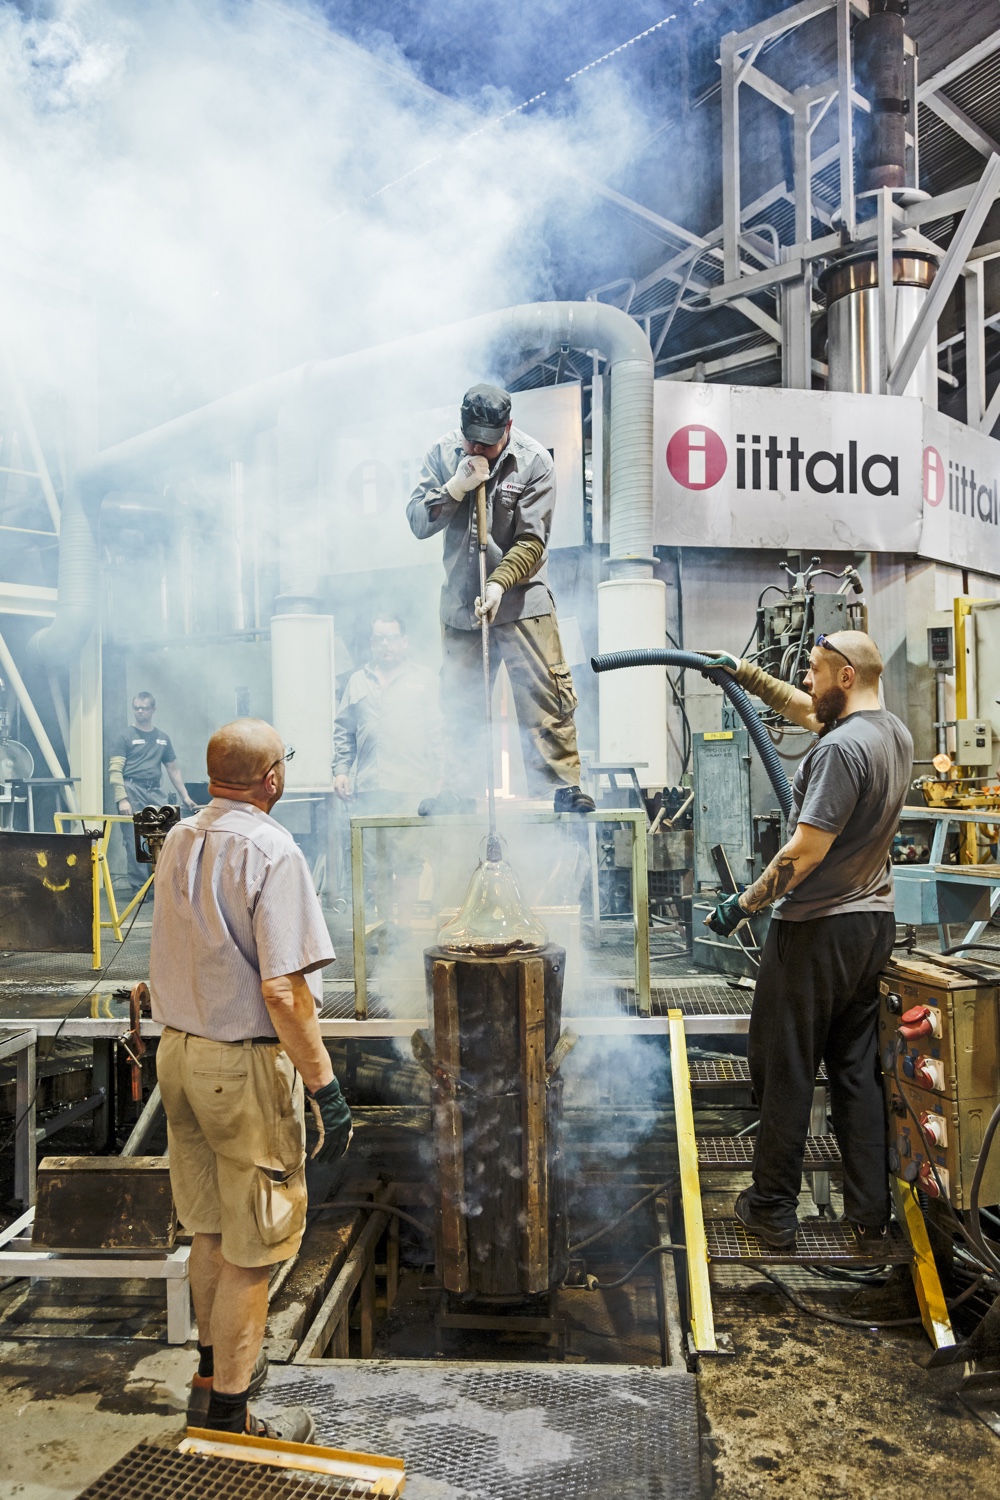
[689,1058,827,1086]
[706,1217,912,1265]
[260,1362,702,1500]
[697,1134,842,1168]
[73,1443,383,1500]
[649,984,752,1018]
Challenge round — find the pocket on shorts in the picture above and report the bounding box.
[551,662,578,716]
[252,1163,307,1247]
[190,1065,251,1152]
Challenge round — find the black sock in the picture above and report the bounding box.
[197,1343,214,1379]
[205,1385,250,1433]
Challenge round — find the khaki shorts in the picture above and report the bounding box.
[157,1028,307,1268]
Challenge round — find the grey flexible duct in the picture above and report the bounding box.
[591,648,793,818]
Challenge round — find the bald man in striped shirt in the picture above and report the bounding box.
[150,718,351,1441]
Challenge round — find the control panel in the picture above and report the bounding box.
[879,955,1000,1210]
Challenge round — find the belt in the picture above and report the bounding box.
[162,1027,279,1046]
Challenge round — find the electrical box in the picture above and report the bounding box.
[927,624,955,672]
[692,730,753,889]
[956,718,993,767]
[878,956,1000,1210]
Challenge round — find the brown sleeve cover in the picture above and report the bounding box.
[487,535,545,592]
[734,658,799,716]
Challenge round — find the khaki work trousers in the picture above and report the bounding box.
[442,613,582,796]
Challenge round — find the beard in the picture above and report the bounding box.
[812,683,848,730]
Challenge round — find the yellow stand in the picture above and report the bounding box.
[892,1178,955,1351]
[668,1008,718,1353]
[54,813,153,969]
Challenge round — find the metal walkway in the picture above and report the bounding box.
[260,1362,703,1500]
[665,1008,954,1356]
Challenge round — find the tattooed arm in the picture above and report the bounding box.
[738,823,837,914]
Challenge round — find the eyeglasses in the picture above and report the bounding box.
[265,747,295,775]
[815,634,855,670]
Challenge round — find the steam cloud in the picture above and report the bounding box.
[0,0,656,438]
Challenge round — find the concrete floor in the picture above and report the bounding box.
[700,1274,1000,1498]
[1,1268,998,1499]
[0,1340,194,1499]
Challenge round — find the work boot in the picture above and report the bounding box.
[246,1405,317,1444]
[187,1347,269,1425]
[734,1189,798,1249]
[850,1220,890,1248]
[553,785,596,815]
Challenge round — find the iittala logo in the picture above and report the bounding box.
[923,443,999,524]
[665,425,728,489]
[665,423,900,497]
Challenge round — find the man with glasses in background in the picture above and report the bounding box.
[702,631,912,1250]
[150,719,351,1441]
[334,612,442,926]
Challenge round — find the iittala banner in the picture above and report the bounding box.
[653,381,924,554]
[919,407,1000,575]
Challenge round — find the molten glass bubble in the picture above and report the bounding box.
[437,850,548,955]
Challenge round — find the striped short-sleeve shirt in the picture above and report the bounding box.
[149,798,334,1042]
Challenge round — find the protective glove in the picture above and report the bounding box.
[704,891,748,937]
[306,1076,353,1164]
[475,581,504,624]
[443,454,489,501]
[699,649,741,674]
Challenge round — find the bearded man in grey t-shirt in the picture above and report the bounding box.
[704,631,912,1249]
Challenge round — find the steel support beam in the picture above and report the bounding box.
[923,92,1000,162]
[836,0,856,240]
[964,262,987,426]
[917,32,1000,104]
[0,626,73,790]
[889,155,1000,397]
[981,378,1000,438]
[720,33,741,284]
[878,189,897,394]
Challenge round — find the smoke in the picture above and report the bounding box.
[0,0,656,438]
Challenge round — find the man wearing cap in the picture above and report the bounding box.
[406,384,594,814]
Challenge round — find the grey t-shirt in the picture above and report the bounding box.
[773,709,913,923]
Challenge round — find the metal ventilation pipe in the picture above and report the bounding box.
[853,0,909,194]
[819,251,938,404]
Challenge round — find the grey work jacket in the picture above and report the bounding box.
[333,661,442,795]
[406,426,555,631]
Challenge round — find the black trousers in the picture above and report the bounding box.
[746,909,895,1230]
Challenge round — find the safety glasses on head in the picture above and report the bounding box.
[815,634,855,670]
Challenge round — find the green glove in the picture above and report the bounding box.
[705,892,747,937]
[699,649,740,674]
[306,1077,353,1164]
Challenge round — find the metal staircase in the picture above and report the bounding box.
[667,1010,954,1355]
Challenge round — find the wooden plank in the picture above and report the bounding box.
[431,958,469,1293]
[293,1208,388,1361]
[519,956,549,1294]
[386,1216,399,1312]
[359,1254,376,1357]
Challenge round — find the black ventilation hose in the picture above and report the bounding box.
[591,648,793,819]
